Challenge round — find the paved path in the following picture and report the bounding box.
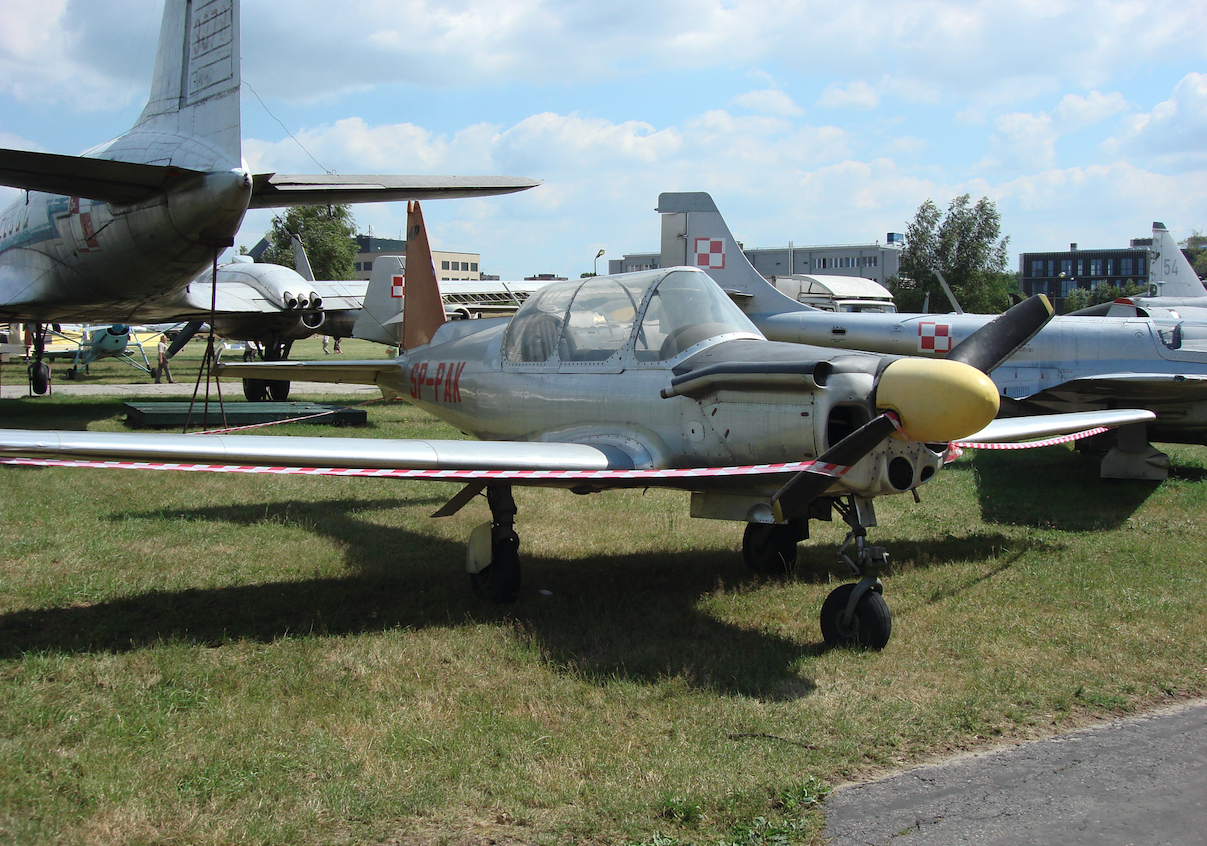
[825,700,1207,845]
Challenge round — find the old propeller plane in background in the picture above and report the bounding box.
[656,192,1207,481]
[0,0,538,396]
[0,202,1152,650]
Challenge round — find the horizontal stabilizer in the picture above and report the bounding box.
[250,174,541,208]
[215,359,397,387]
[0,148,205,205]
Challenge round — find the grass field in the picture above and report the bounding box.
[0,382,1204,845]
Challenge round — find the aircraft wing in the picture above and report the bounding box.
[0,148,205,205]
[961,409,1156,443]
[249,174,541,208]
[216,359,399,387]
[0,430,635,473]
[1026,374,1207,406]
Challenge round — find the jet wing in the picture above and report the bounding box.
[960,409,1156,443]
[249,174,541,208]
[1025,373,1207,406]
[0,148,205,205]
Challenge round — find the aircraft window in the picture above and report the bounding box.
[559,277,644,362]
[635,270,760,361]
[503,283,577,363]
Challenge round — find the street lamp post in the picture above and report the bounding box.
[594,249,605,276]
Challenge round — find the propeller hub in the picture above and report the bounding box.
[876,358,999,442]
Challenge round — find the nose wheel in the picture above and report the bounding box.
[819,496,893,650]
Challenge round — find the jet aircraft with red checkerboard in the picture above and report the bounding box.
[658,192,1207,481]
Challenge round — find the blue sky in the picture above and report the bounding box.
[1,0,1205,279]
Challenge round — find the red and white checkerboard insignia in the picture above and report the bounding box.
[918,321,952,353]
[391,275,405,298]
[694,237,725,270]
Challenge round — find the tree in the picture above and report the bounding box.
[1061,280,1150,314]
[888,195,1013,313]
[1180,229,1207,279]
[258,205,358,281]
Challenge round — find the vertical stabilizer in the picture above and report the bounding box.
[1148,222,1206,298]
[401,202,446,349]
[657,192,808,317]
[129,0,241,169]
[351,256,406,346]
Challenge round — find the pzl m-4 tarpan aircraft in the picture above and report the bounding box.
[0,0,537,396]
[0,202,1152,650]
[657,192,1207,481]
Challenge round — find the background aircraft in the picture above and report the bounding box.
[1071,222,1207,319]
[0,0,538,396]
[0,202,1151,650]
[656,192,1207,481]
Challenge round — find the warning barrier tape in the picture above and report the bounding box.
[945,426,1108,462]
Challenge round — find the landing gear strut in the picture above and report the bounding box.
[242,339,293,402]
[467,484,522,603]
[819,495,892,650]
[27,324,50,396]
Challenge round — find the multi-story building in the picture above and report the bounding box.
[1018,239,1151,299]
[609,235,904,285]
[353,235,481,282]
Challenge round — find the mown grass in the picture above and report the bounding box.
[0,393,1204,845]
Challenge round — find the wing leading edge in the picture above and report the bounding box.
[249,174,541,208]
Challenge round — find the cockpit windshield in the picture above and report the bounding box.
[503,268,760,364]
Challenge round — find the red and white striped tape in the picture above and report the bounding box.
[0,456,850,481]
[945,426,1108,462]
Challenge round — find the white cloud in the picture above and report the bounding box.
[731,89,804,117]
[978,89,1129,171]
[817,81,880,110]
[1106,73,1207,171]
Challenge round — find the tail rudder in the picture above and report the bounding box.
[122,0,242,169]
[351,256,406,346]
[401,201,446,349]
[657,192,806,317]
[1149,221,1206,297]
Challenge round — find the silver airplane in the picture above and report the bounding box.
[655,192,1207,481]
[0,0,538,396]
[0,202,1152,650]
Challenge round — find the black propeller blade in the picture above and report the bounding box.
[771,413,898,522]
[944,294,1053,373]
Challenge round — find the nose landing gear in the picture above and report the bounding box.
[820,496,892,650]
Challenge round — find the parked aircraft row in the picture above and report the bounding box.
[0,0,538,396]
[0,202,1155,649]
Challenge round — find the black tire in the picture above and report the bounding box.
[266,380,291,402]
[820,583,892,650]
[30,362,50,395]
[242,378,268,402]
[742,523,798,576]
[470,531,521,603]
[65,368,76,381]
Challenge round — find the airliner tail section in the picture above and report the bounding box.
[130,0,241,169]
[657,192,808,317]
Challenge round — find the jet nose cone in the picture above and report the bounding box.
[875,358,1000,442]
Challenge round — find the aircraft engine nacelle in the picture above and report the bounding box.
[88,324,131,354]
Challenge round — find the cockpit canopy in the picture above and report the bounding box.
[503,267,761,365]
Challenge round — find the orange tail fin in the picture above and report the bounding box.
[401,200,446,349]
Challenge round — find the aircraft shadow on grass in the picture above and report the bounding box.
[0,497,1069,698]
[0,497,822,700]
[967,448,1158,530]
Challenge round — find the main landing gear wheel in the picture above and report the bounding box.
[742,523,798,576]
[267,379,291,401]
[242,378,268,402]
[29,361,50,395]
[819,582,892,650]
[469,530,521,603]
